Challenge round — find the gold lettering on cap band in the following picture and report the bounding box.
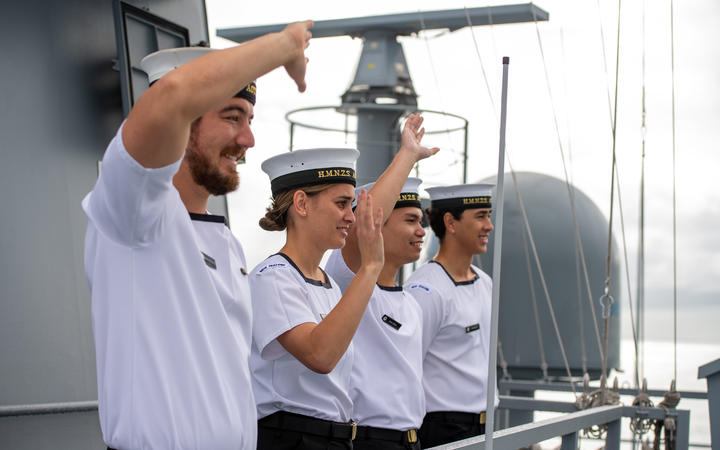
[430,196,492,211]
[398,193,420,202]
[317,168,355,179]
[462,196,491,205]
[270,167,356,197]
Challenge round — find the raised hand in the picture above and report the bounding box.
[400,113,440,163]
[282,20,313,92]
[354,189,384,273]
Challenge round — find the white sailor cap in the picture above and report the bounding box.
[426,183,494,210]
[140,47,256,104]
[261,148,359,198]
[352,177,423,209]
[140,47,212,84]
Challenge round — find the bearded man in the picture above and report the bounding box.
[81,21,313,450]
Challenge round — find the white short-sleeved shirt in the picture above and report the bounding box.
[250,253,353,422]
[324,247,355,293]
[82,126,256,450]
[324,250,425,430]
[405,261,499,414]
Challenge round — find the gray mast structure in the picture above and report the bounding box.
[218,4,549,185]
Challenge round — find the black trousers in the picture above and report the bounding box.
[257,412,353,450]
[418,411,486,448]
[353,437,421,450]
[353,425,422,450]
[257,428,352,450]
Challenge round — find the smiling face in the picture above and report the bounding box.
[382,206,425,266]
[185,97,255,195]
[304,183,356,250]
[452,208,494,254]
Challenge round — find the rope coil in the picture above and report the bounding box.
[651,381,681,449]
[629,378,654,436]
[575,374,621,438]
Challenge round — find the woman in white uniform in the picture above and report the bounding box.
[324,114,439,449]
[250,147,384,450]
[404,184,498,448]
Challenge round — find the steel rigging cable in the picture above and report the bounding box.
[531,7,605,362]
[669,0,679,388]
[464,7,568,387]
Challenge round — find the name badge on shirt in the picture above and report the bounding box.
[465,323,480,333]
[382,314,402,330]
[201,251,217,270]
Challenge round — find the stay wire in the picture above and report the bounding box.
[636,0,648,388]
[575,237,588,374]
[465,10,555,378]
[592,0,644,391]
[601,0,624,392]
[614,161,641,390]
[560,27,574,189]
[518,182,550,379]
[465,7,498,112]
[487,7,501,70]
[670,0,678,385]
[416,10,455,152]
[594,0,642,392]
[531,9,604,359]
[509,165,577,394]
[560,25,589,377]
[592,0,618,133]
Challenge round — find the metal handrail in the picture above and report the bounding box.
[499,394,689,421]
[426,404,624,449]
[284,104,468,134]
[1,396,696,449]
[499,379,708,400]
[0,400,97,417]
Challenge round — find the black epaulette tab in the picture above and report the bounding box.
[201,252,217,270]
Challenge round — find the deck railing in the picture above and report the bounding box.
[0,393,696,449]
[427,396,691,449]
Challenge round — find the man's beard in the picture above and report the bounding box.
[185,134,239,196]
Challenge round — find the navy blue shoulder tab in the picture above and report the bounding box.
[377,284,403,292]
[276,253,333,289]
[430,260,479,286]
[189,213,228,226]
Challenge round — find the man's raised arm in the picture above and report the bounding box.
[123,20,313,169]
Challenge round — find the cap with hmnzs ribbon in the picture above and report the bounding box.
[261,148,359,197]
[352,177,423,210]
[140,47,256,105]
[426,183,494,211]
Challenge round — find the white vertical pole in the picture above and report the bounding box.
[485,56,510,450]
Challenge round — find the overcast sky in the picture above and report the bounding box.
[204,0,720,346]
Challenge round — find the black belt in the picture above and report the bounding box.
[426,410,486,425]
[355,425,419,444]
[259,411,357,440]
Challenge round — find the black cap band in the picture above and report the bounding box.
[430,196,492,211]
[235,81,256,105]
[395,192,422,209]
[271,167,356,197]
[149,79,256,105]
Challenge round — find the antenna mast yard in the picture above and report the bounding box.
[218,4,548,184]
